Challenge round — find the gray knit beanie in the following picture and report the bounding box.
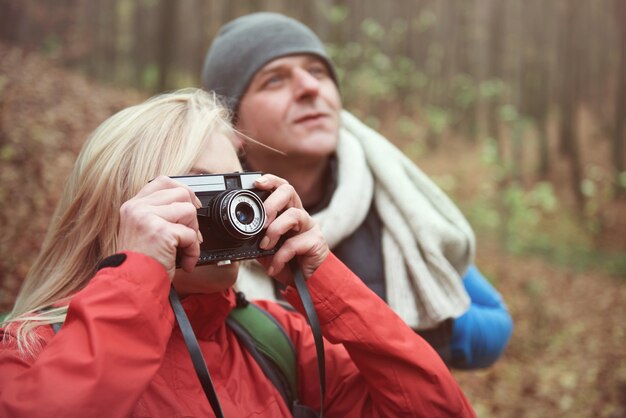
[201,12,339,116]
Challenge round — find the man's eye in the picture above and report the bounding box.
[264,74,284,87]
[308,66,327,78]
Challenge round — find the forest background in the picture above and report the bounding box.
[0,1,625,417]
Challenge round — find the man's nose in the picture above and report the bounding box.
[292,67,321,99]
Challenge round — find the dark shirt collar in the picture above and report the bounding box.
[304,154,337,214]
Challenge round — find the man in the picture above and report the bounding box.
[202,12,512,368]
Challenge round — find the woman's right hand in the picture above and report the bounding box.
[253,174,329,285]
[117,176,203,280]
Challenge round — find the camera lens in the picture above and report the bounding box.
[214,190,265,240]
[235,202,255,225]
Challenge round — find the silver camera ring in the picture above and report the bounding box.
[218,190,265,239]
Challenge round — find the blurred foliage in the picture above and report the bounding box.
[322,9,625,278]
[461,137,626,278]
[0,42,145,311]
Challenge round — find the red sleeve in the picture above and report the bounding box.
[0,252,175,418]
[280,252,476,418]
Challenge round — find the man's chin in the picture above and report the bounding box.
[292,126,338,149]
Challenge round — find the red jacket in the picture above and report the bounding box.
[0,252,475,417]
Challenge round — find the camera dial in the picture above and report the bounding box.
[215,190,265,240]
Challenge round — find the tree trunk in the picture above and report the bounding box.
[537,116,550,178]
[558,1,584,208]
[157,0,177,92]
[524,0,551,178]
[613,0,626,197]
[102,0,118,82]
[487,0,504,160]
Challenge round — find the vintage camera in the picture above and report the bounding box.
[172,172,278,265]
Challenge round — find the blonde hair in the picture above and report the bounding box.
[2,88,232,355]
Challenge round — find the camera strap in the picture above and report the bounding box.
[290,259,325,417]
[169,261,325,418]
[169,287,225,418]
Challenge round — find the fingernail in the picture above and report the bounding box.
[255,177,268,185]
[197,230,204,243]
[259,236,270,249]
[194,196,202,208]
[267,266,274,276]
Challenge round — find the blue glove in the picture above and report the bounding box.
[450,265,513,369]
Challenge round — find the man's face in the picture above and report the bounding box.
[236,55,342,163]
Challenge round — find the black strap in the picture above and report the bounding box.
[170,261,326,418]
[169,286,224,418]
[290,259,325,418]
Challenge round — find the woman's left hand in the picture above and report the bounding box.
[253,174,329,285]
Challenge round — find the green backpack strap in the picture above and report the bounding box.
[226,295,320,418]
[226,292,298,406]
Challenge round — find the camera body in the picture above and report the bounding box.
[172,172,277,265]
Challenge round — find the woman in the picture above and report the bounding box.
[0,89,475,417]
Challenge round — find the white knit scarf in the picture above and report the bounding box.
[236,111,474,329]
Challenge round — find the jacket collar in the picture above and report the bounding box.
[179,288,236,338]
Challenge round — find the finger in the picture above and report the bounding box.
[260,207,314,250]
[135,175,184,197]
[149,201,200,231]
[123,199,200,235]
[136,176,201,208]
[119,200,202,255]
[117,212,200,277]
[137,187,202,209]
[172,223,202,273]
[254,174,289,191]
[261,183,303,226]
[268,229,328,279]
